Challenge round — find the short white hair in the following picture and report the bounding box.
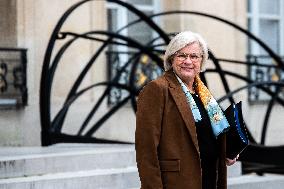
[163,31,209,72]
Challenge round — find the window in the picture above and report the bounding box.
[107,0,160,51]
[247,0,284,103]
[106,0,162,105]
[247,0,284,55]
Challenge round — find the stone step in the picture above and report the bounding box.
[0,144,136,179]
[2,144,283,189]
[228,174,284,189]
[0,166,140,189]
[228,161,242,177]
[131,174,284,189]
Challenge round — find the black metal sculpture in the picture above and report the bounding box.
[40,0,284,174]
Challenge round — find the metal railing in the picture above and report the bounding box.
[247,55,284,104]
[0,47,27,109]
[106,50,163,106]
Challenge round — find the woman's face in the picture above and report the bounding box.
[172,42,203,84]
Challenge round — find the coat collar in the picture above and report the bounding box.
[164,70,200,153]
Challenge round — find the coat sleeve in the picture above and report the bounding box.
[135,81,165,189]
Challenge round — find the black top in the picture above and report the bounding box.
[192,93,218,189]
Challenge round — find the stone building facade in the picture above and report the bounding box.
[0,0,283,146]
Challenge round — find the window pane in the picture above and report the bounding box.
[127,0,153,5]
[107,9,118,32]
[259,0,280,15]
[248,18,252,54]
[107,9,119,52]
[127,11,153,46]
[247,0,251,13]
[259,19,280,54]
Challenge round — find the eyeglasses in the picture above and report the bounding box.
[174,52,203,62]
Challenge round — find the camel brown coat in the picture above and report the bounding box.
[135,70,227,189]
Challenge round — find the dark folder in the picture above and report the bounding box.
[224,101,249,159]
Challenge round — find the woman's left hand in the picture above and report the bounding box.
[226,154,239,166]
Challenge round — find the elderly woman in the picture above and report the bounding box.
[135,31,237,189]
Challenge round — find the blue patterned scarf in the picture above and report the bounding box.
[176,74,230,137]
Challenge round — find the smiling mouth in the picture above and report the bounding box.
[181,67,194,70]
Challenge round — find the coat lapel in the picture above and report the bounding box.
[164,70,200,152]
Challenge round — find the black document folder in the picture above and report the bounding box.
[224,101,249,159]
